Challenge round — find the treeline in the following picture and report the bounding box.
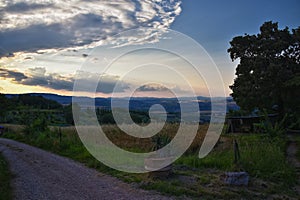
[0,94,64,125]
[0,94,153,126]
[0,94,62,111]
[63,104,152,125]
[97,109,150,124]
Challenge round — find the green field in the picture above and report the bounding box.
[1,124,298,199]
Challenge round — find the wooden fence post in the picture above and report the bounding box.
[234,139,240,164]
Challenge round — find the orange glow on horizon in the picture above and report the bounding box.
[0,78,218,98]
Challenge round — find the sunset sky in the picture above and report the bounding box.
[0,0,299,97]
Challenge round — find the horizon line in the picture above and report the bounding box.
[2,92,233,99]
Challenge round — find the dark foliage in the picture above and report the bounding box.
[228,21,300,124]
[18,94,62,109]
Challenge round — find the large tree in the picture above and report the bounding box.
[228,21,300,119]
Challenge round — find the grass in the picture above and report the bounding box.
[0,153,12,200]
[238,135,295,185]
[177,134,296,187]
[1,124,298,198]
[176,151,234,170]
[294,135,300,161]
[140,180,199,197]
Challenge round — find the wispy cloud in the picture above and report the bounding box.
[0,0,182,57]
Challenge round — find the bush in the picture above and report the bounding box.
[23,117,49,136]
[257,111,287,137]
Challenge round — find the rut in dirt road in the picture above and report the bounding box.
[0,138,176,200]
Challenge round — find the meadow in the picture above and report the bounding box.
[1,123,298,199]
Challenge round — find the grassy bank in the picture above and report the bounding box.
[0,153,12,200]
[1,124,298,199]
[176,135,296,186]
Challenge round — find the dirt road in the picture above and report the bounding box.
[0,138,173,200]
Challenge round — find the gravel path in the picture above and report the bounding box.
[0,138,174,200]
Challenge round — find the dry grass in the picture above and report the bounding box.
[88,123,208,153]
[0,124,24,133]
[47,123,209,154]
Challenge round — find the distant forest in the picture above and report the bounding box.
[0,94,152,126]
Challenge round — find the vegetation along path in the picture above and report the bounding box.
[287,135,300,195]
[0,138,174,200]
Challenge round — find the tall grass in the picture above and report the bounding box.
[238,135,295,185]
[176,134,296,187]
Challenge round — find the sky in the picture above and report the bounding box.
[0,0,299,97]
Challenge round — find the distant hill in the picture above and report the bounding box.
[5,93,76,106]
[5,93,239,113]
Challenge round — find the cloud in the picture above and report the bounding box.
[74,71,130,93]
[0,0,182,57]
[0,67,130,93]
[136,84,169,92]
[0,23,74,56]
[135,83,188,96]
[0,68,28,81]
[4,2,51,13]
[0,67,73,90]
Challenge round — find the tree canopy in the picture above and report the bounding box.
[228,21,300,121]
